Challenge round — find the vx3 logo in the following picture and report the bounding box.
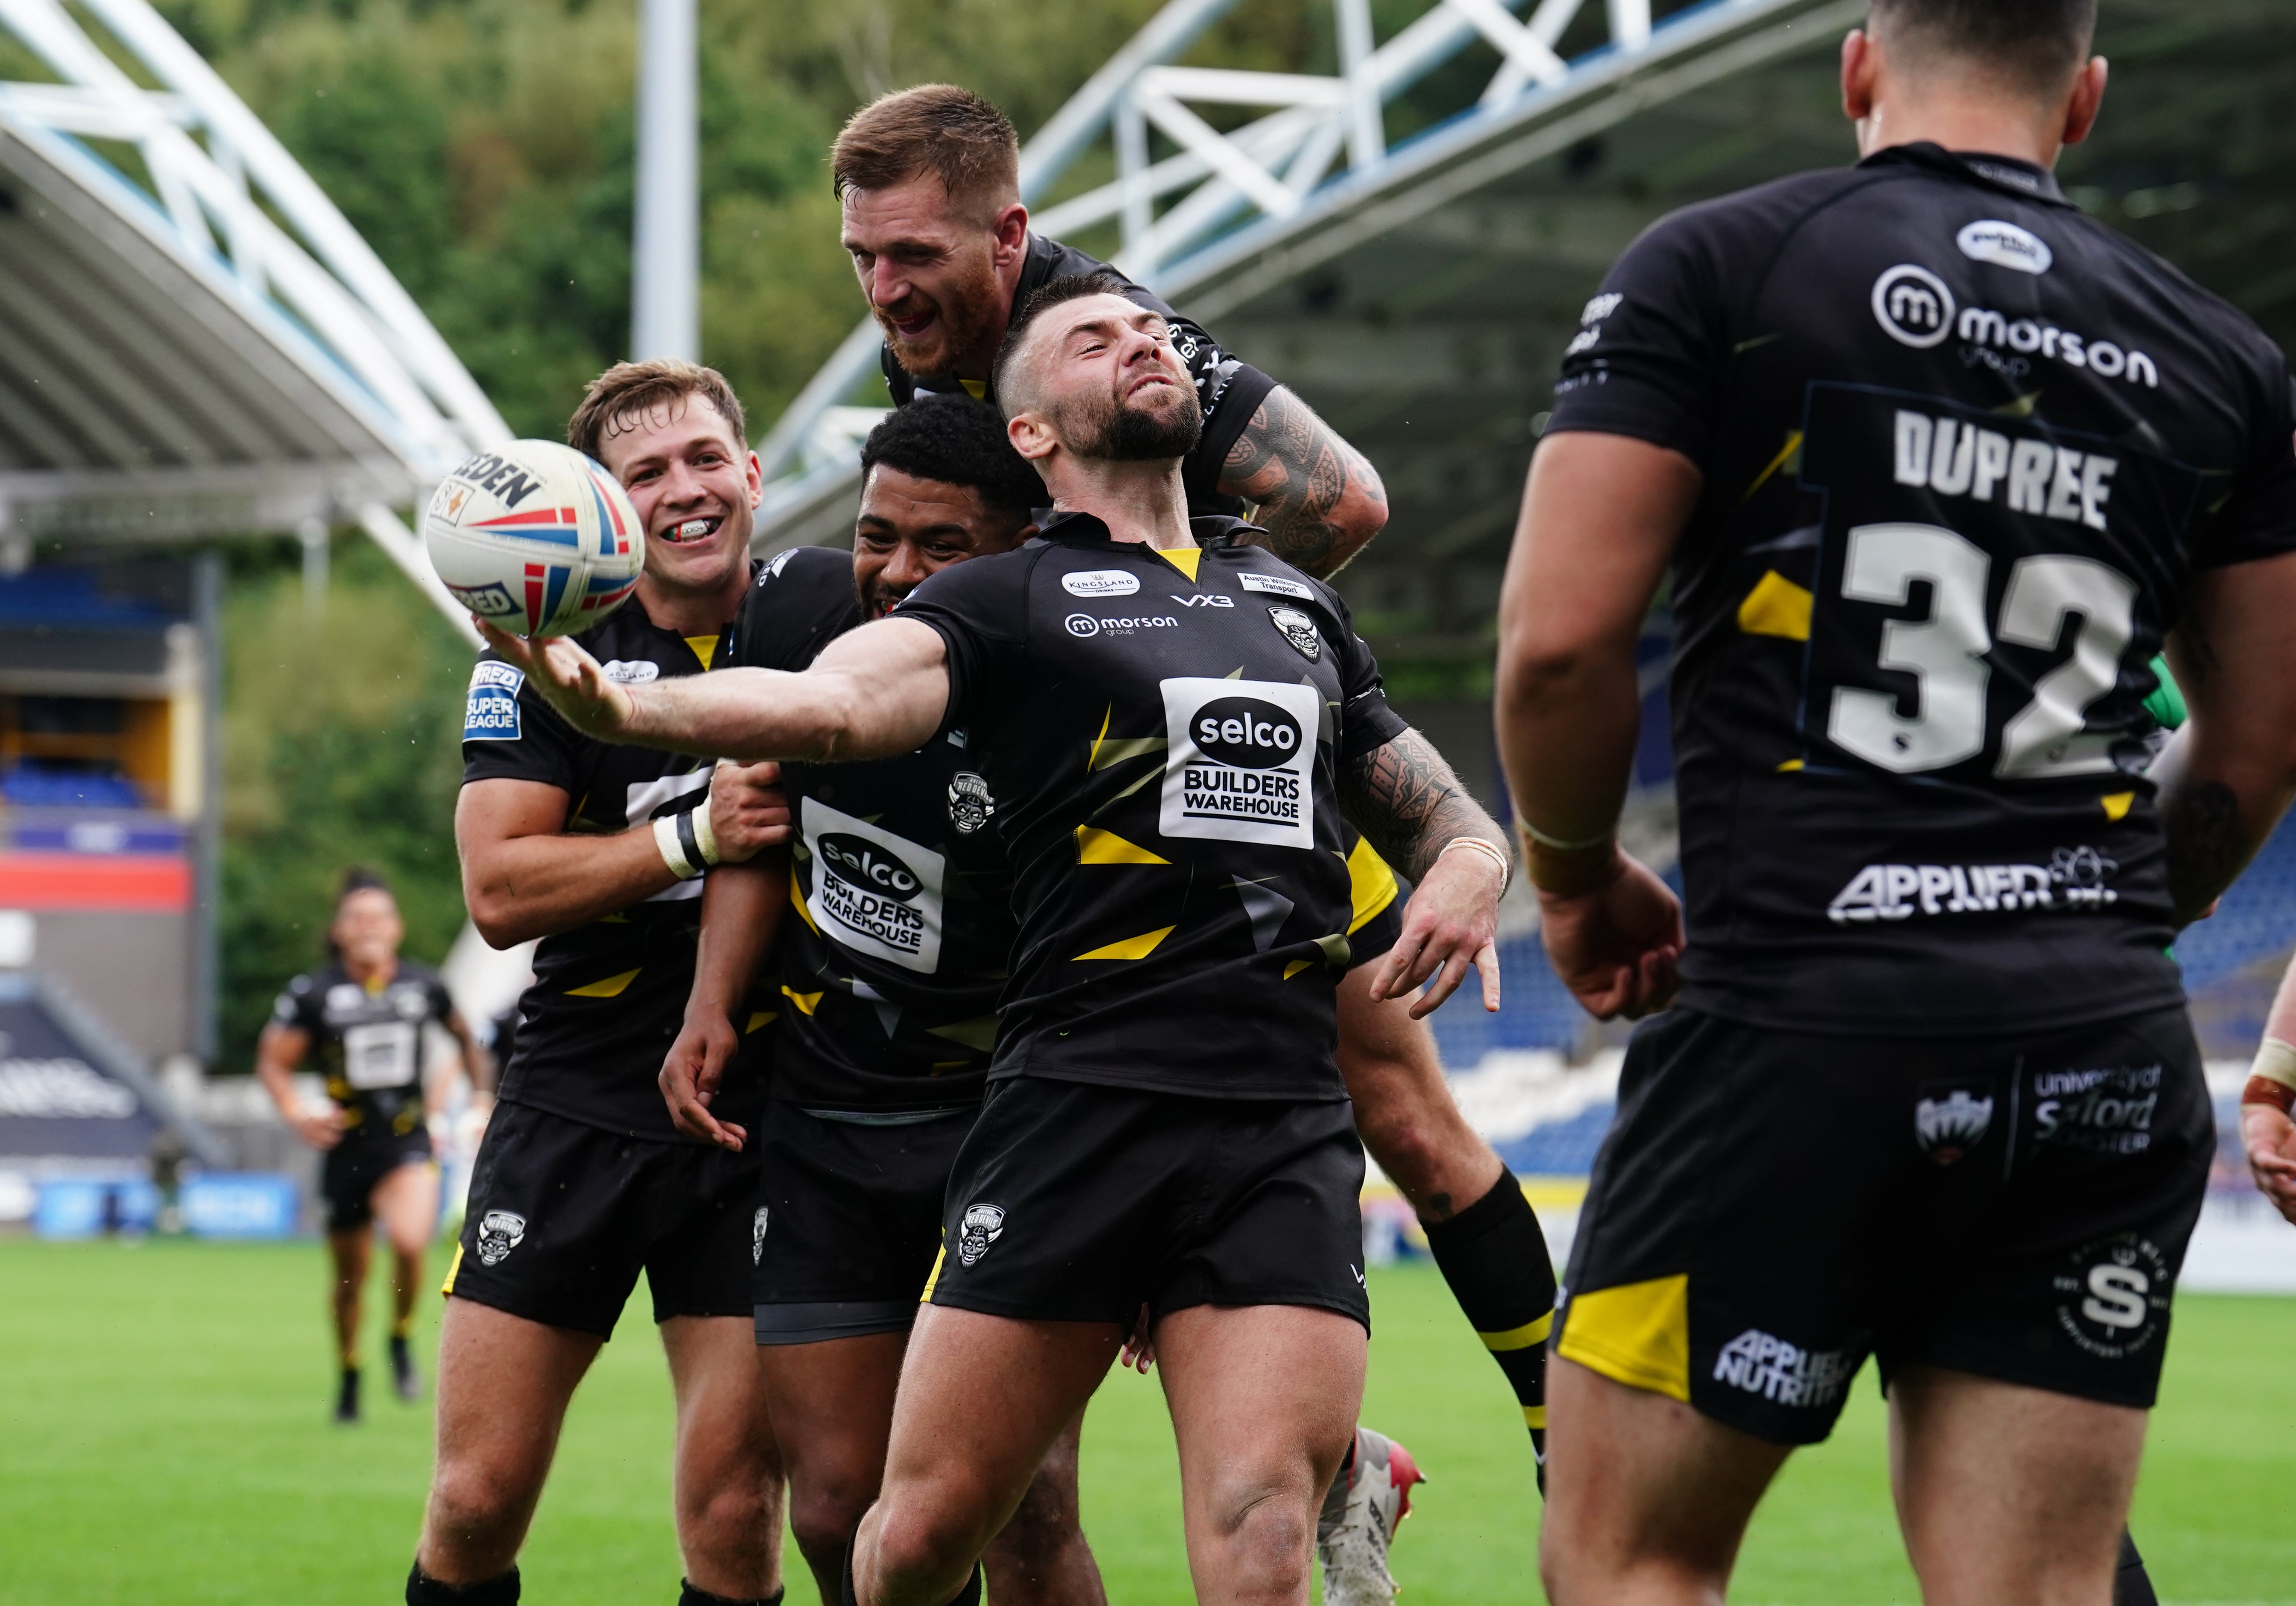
[1174,594,1234,608]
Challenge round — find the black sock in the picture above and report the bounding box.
[839,1541,979,1606]
[406,1562,520,1604]
[1422,1168,1557,1487]
[2113,1530,2159,1606]
[678,1583,784,1606]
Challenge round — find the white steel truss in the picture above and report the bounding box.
[751,0,1847,540]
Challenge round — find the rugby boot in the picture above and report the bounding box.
[1316,1426,1424,1606]
[334,1366,361,1424]
[390,1334,421,1402]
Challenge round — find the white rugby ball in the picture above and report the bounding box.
[424,440,645,637]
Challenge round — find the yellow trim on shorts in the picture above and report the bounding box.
[440,1242,465,1296]
[1522,1404,1547,1430]
[1479,1309,1554,1352]
[1556,1274,1691,1403]
[920,1243,946,1302]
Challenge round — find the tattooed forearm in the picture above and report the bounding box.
[1338,728,1506,885]
[2161,776,2249,924]
[1220,386,1387,579]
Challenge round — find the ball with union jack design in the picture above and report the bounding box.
[422,439,645,637]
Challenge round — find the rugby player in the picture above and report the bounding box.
[411,361,820,1606]
[258,869,490,1422]
[836,82,1564,1505]
[2237,963,2296,1226]
[481,274,1510,1606]
[1493,3,2296,1603]
[835,83,1386,573]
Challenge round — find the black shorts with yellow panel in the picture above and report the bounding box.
[752,1097,973,1345]
[926,1076,1370,1331]
[443,1101,758,1339]
[1556,1005,2212,1445]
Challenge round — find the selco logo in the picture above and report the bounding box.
[1063,570,1139,597]
[1957,219,2052,274]
[1193,697,1303,770]
[818,834,924,904]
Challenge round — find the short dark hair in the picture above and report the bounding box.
[1869,0,2095,96]
[859,395,1043,522]
[568,359,748,464]
[336,867,392,908]
[832,85,1021,225]
[989,271,1134,416]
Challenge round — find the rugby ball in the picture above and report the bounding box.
[423,441,645,637]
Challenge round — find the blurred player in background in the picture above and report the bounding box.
[412,361,819,1606]
[834,84,1562,1536]
[1496,2,2296,1603]
[257,867,491,1423]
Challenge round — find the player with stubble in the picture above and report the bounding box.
[1495,4,2296,1604]
[413,362,829,1606]
[480,274,1511,1606]
[836,83,1569,1510]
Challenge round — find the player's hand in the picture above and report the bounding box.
[2241,1101,2296,1225]
[293,1108,345,1150]
[709,760,790,862]
[474,618,637,738]
[1371,843,1504,1019]
[1535,845,1682,1020]
[1119,1305,1156,1374]
[661,1010,747,1151]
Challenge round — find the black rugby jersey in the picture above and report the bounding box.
[1546,141,2296,1035]
[882,233,1274,514]
[460,576,844,1138]
[272,960,452,1140]
[893,513,1408,1100]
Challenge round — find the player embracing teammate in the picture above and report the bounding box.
[1497,3,2296,1603]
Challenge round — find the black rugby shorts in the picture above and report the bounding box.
[926,1077,1370,1330]
[443,1100,755,1338]
[321,1128,434,1233]
[752,1097,974,1345]
[1557,1005,2212,1444]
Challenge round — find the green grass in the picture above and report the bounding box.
[0,1239,2289,1604]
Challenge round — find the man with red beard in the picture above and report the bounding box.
[836,84,1387,578]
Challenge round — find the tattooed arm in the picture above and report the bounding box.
[1337,728,1506,1019]
[1220,385,1388,579]
[2154,548,2296,923]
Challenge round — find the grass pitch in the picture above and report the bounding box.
[1,1238,2290,1605]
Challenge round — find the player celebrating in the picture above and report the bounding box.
[259,868,490,1423]
[836,83,1564,1516]
[835,83,1385,571]
[1495,4,2296,1604]
[485,274,1509,1606]
[411,361,813,1606]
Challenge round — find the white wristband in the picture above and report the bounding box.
[1440,836,1511,896]
[692,794,720,866]
[1519,820,1616,853]
[2253,1037,2296,1092]
[654,813,700,880]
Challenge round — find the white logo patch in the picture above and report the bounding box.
[1914,1089,1992,1164]
[1063,569,1140,597]
[600,659,661,685]
[802,797,945,974]
[1957,219,2052,274]
[1268,606,1321,662]
[1237,572,1314,602]
[1159,677,1320,850]
[342,1021,419,1091]
[752,1207,769,1265]
[1712,1329,1855,1409]
[957,1202,1005,1266]
[475,1209,527,1266]
[1871,264,1957,348]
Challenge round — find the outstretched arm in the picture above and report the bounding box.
[1219,385,1388,579]
[1337,727,1508,1020]
[476,616,951,763]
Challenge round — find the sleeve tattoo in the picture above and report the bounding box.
[2162,776,2246,922]
[1337,727,1507,885]
[1220,386,1384,579]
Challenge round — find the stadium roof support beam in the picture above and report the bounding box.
[0,0,505,639]
[749,0,1854,544]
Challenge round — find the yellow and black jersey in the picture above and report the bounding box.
[272,960,452,1138]
[892,512,1408,1101]
[1547,141,2296,1036]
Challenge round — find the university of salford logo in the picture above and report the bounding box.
[1872,264,1956,348]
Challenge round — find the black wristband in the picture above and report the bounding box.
[675,807,705,877]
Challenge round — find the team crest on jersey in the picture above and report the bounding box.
[948,771,995,835]
[1268,606,1321,662]
[1914,1087,1993,1164]
[475,1210,527,1266]
[752,1207,769,1265]
[2052,1235,2169,1361]
[956,1203,1005,1266]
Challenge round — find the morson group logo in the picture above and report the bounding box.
[1872,264,1956,348]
